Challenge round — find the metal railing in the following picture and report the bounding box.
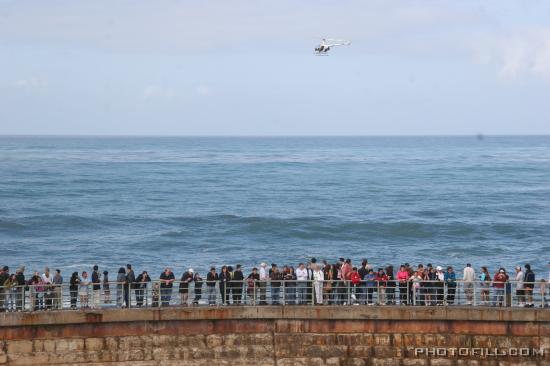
[0,280,547,312]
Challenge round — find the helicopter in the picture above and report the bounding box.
[314,38,351,55]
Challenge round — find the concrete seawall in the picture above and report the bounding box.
[1,306,549,365]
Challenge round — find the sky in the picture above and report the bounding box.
[0,0,549,135]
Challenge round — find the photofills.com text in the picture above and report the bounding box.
[413,348,546,357]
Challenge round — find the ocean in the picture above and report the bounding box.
[1,136,549,278]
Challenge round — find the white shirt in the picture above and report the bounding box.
[296,268,308,281]
[313,270,324,282]
[259,266,268,281]
[463,267,475,282]
[42,273,52,284]
[516,271,524,290]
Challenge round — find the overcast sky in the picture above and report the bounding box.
[1,0,549,135]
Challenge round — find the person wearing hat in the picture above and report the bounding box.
[179,268,194,306]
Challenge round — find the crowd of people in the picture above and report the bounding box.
[0,258,548,312]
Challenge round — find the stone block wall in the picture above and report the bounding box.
[0,307,549,365]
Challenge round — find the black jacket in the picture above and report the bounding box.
[206,272,219,287]
[92,271,101,290]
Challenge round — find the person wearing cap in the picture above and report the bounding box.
[523,264,535,308]
[0,266,9,312]
[514,266,525,307]
[135,271,150,307]
[258,263,268,305]
[493,268,508,307]
[179,268,194,306]
[52,269,63,310]
[91,265,101,309]
[206,267,218,306]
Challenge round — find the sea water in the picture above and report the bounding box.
[1,136,549,277]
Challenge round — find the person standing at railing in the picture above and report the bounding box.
[125,264,135,308]
[283,266,296,305]
[102,270,111,304]
[365,269,377,305]
[492,268,508,307]
[206,267,218,306]
[357,260,368,305]
[271,265,283,305]
[462,263,475,305]
[312,264,324,305]
[15,266,25,311]
[523,264,535,308]
[42,267,54,310]
[232,264,244,305]
[116,267,126,307]
[258,263,269,305]
[479,266,491,305]
[91,265,101,309]
[514,266,525,307]
[193,272,203,305]
[227,266,234,303]
[159,267,175,307]
[409,267,422,306]
[53,269,63,310]
[135,271,150,307]
[79,271,90,309]
[296,263,308,305]
[246,267,259,305]
[375,268,387,306]
[0,266,9,312]
[426,264,436,306]
[434,266,445,306]
[4,273,18,312]
[28,271,44,311]
[69,272,80,309]
[219,265,230,305]
[396,265,409,305]
[444,266,457,305]
[179,268,194,306]
[341,259,352,305]
[385,265,395,305]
